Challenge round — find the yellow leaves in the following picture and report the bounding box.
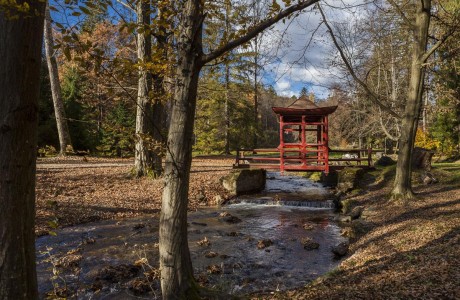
[271,0,281,11]
[0,0,31,19]
[269,0,281,17]
[444,0,460,12]
[415,128,440,150]
[134,59,168,74]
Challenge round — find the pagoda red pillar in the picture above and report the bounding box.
[279,115,285,174]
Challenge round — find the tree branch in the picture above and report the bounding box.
[386,0,415,32]
[201,0,319,65]
[116,0,135,13]
[317,3,401,120]
[378,108,399,141]
[421,29,455,63]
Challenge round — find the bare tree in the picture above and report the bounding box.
[0,0,46,298]
[134,0,169,177]
[319,1,453,201]
[134,0,154,177]
[159,0,320,298]
[44,1,72,155]
[390,0,434,200]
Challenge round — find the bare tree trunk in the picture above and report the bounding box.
[0,1,45,299]
[149,6,171,177]
[392,0,431,201]
[159,1,319,297]
[253,34,259,149]
[134,0,154,177]
[224,60,231,154]
[252,0,261,149]
[152,81,165,177]
[159,1,203,298]
[44,1,72,155]
[224,0,231,154]
[422,90,428,132]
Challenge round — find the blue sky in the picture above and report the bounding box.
[49,0,366,99]
[252,0,367,99]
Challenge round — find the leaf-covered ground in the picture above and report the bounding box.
[256,163,460,299]
[36,157,460,299]
[36,156,234,236]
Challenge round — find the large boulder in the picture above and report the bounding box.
[331,241,349,258]
[301,237,319,250]
[375,155,396,166]
[221,169,266,196]
[320,170,338,187]
[412,147,434,171]
[336,168,365,193]
[349,205,364,219]
[412,147,437,185]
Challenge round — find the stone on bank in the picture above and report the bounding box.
[221,169,266,196]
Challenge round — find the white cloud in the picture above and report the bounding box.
[253,0,368,98]
[274,78,294,97]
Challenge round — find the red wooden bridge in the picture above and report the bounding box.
[234,147,374,174]
[234,97,374,174]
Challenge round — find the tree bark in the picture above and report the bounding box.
[152,80,165,177]
[224,0,231,155]
[159,1,203,298]
[0,1,45,299]
[253,0,260,149]
[254,37,259,149]
[44,1,72,155]
[150,6,170,177]
[159,1,319,298]
[134,0,155,177]
[391,0,432,201]
[224,59,231,154]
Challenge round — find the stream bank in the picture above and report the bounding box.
[36,172,348,299]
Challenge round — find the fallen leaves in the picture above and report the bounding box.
[197,237,211,247]
[35,157,233,235]
[268,165,460,299]
[257,239,273,249]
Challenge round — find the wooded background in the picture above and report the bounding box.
[37,0,459,158]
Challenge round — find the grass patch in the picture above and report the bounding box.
[322,267,342,279]
[340,198,357,214]
[368,164,396,185]
[301,172,322,182]
[432,162,460,184]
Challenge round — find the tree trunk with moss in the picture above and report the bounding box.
[392,0,432,200]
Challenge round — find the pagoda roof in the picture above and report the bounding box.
[272,95,337,116]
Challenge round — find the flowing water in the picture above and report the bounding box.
[36,172,347,299]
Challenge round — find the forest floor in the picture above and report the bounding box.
[35,157,460,299]
[36,156,235,236]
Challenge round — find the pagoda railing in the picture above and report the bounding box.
[234,148,377,171]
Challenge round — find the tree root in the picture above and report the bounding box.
[390,189,416,205]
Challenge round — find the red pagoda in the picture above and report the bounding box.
[272,96,337,174]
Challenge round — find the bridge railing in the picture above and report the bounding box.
[234,148,382,170]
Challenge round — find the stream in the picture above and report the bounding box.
[36,172,347,299]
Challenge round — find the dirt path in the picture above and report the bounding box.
[37,163,132,169]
